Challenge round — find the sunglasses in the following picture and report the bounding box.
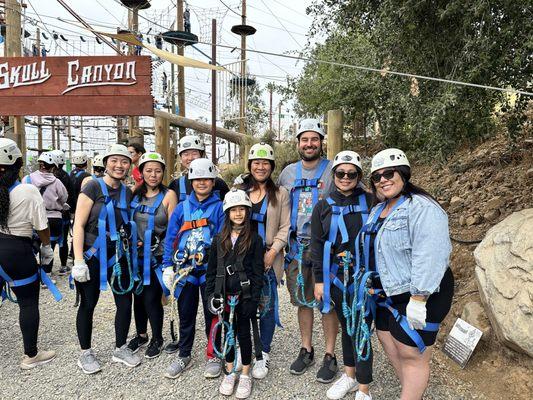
[370,169,396,183]
[334,170,358,180]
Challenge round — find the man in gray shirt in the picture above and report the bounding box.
[278,118,339,383]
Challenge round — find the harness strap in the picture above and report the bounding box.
[251,195,268,245]
[178,176,187,202]
[0,265,62,302]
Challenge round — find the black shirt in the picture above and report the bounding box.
[55,168,74,212]
[311,188,372,283]
[70,168,91,213]
[250,195,268,235]
[168,176,229,204]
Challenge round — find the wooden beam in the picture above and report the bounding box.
[153,109,252,146]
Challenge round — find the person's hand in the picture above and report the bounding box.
[162,267,175,291]
[40,244,54,265]
[72,260,90,282]
[263,249,277,271]
[406,297,427,330]
[314,283,324,303]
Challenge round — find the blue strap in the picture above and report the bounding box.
[251,195,268,245]
[39,269,62,301]
[176,198,217,259]
[8,181,20,192]
[75,170,85,178]
[25,176,32,184]
[0,265,61,302]
[131,192,165,286]
[178,176,187,202]
[154,265,170,297]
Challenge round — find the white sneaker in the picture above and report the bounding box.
[235,346,243,372]
[219,373,237,396]
[326,373,358,400]
[252,351,270,379]
[235,374,253,399]
[355,391,372,400]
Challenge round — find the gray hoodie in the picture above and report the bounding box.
[24,170,68,219]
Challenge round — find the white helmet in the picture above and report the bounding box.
[223,188,252,212]
[92,154,105,168]
[139,152,166,169]
[38,152,56,167]
[0,138,22,165]
[72,151,88,165]
[332,150,362,171]
[103,144,132,164]
[297,118,325,139]
[248,142,275,161]
[50,150,65,166]
[371,148,410,173]
[188,158,218,180]
[178,135,205,155]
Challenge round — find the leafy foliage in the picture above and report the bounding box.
[293,0,532,159]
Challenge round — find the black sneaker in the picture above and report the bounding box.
[58,266,71,276]
[316,353,338,383]
[127,335,149,354]
[145,338,163,359]
[163,341,179,354]
[289,347,315,375]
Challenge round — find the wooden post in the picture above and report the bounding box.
[278,102,282,141]
[127,7,143,146]
[211,19,217,164]
[269,85,273,132]
[80,118,84,151]
[327,110,344,160]
[36,27,43,152]
[177,0,186,138]
[67,117,72,160]
[5,0,26,158]
[51,118,56,148]
[155,116,171,183]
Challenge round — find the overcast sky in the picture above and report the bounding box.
[1,0,316,156]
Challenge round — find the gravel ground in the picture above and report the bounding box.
[0,265,486,400]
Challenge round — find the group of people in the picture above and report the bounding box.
[0,117,454,400]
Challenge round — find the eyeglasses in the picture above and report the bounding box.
[334,170,358,180]
[370,169,396,183]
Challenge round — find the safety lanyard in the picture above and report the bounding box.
[251,194,268,245]
[178,176,187,202]
[131,191,165,286]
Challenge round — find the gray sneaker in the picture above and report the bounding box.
[112,344,141,368]
[165,355,192,379]
[204,357,222,378]
[77,349,102,375]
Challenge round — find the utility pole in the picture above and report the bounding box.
[36,27,43,152]
[327,109,344,160]
[80,118,84,151]
[177,0,186,138]
[5,0,26,158]
[269,85,273,132]
[211,19,217,164]
[239,0,247,137]
[67,117,72,160]
[127,6,143,146]
[278,102,282,141]
[51,118,56,148]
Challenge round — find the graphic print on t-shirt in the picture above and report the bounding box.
[298,181,325,215]
[185,208,206,265]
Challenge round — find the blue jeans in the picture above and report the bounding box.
[259,269,278,353]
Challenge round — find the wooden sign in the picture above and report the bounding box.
[0,56,153,116]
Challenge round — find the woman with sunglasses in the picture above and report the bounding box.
[363,148,453,399]
[311,151,373,400]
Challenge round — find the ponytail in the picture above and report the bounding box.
[0,158,23,232]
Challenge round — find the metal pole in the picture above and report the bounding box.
[80,118,84,151]
[269,85,273,132]
[36,27,43,152]
[177,0,186,138]
[238,0,247,137]
[211,19,217,164]
[127,7,142,146]
[51,118,56,148]
[67,116,72,160]
[278,102,281,141]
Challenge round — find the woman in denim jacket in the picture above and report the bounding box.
[365,148,454,400]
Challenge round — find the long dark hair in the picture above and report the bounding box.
[0,158,23,232]
[370,165,441,207]
[219,207,253,257]
[240,159,279,208]
[132,163,167,199]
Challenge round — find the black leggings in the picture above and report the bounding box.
[331,284,373,384]
[224,302,253,366]
[0,233,41,357]
[133,267,164,342]
[58,216,70,266]
[76,254,133,350]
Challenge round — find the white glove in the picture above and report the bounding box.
[406,297,427,330]
[40,244,54,265]
[233,173,248,186]
[72,260,90,283]
[162,267,175,291]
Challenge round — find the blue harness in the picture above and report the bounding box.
[251,195,268,245]
[82,178,138,293]
[130,191,165,288]
[0,181,62,303]
[171,197,218,299]
[177,176,187,202]
[285,159,329,267]
[321,193,368,314]
[354,196,439,354]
